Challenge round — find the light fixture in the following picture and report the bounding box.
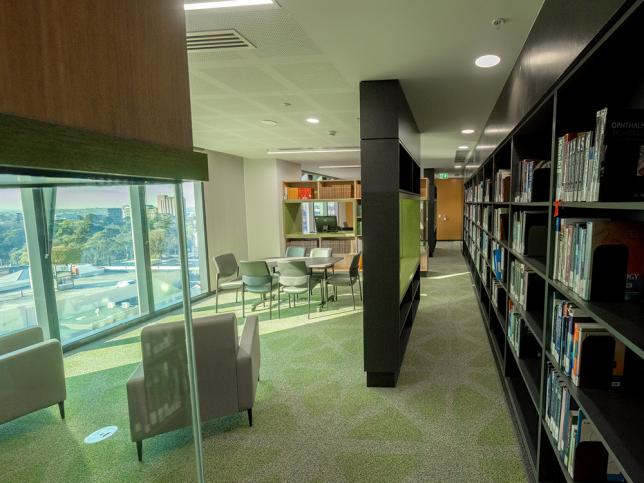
[267,147,360,155]
[465,165,480,169]
[184,0,273,10]
[260,120,278,126]
[318,165,361,169]
[454,165,463,168]
[476,144,496,150]
[461,129,475,134]
[457,145,469,150]
[306,117,320,124]
[475,54,501,68]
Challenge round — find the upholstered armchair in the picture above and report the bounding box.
[126,313,260,461]
[0,326,67,425]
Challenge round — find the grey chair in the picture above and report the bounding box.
[0,326,67,425]
[213,253,243,312]
[240,261,279,319]
[126,313,260,461]
[326,252,362,310]
[309,247,332,258]
[277,260,320,319]
[285,246,306,257]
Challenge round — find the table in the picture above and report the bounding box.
[264,256,343,310]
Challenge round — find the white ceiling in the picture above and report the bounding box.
[186,0,543,172]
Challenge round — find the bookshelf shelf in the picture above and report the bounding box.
[462,4,644,482]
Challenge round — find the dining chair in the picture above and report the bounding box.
[326,252,362,310]
[309,247,332,258]
[239,261,279,319]
[276,261,319,319]
[213,253,243,312]
[285,246,306,257]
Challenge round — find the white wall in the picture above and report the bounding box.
[243,158,301,259]
[202,150,248,289]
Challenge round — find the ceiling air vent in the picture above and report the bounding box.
[187,29,256,52]
[454,149,468,165]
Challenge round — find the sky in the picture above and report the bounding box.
[0,183,197,211]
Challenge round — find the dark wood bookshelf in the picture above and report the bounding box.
[462,2,644,482]
[361,79,422,388]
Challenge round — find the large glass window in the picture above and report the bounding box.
[50,186,139,343]
[0,189,35,335]
[182,182,206,296]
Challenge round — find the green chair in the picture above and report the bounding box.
[213,253,243,312]
[285,246,306,257]
[326,252,362,310]
[240,261,278,319]
[277,260,320,319]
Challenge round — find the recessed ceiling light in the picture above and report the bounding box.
[184,0,273,10]
[457,145,469,150]
[475,54,501,68]
[454,165,463,168]
[318,165,361,169]
[306,117,320,124]
[461,129,475,134]
[260,120,278,126]
[267,147,360,155]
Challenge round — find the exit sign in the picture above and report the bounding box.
[438,173,449,179]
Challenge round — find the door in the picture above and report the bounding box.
[435,178,464,241]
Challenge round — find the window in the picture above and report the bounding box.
[0,189,36,336]
[50,186,139,343]
[182,182,206,296]
[145,184,183,310]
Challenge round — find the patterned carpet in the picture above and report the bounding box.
[0,242,527,482]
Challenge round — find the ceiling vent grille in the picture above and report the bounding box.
[187,29,256,52]
[454,149,468,165]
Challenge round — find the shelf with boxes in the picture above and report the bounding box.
[462,4,644,482]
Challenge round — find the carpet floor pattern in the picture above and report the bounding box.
[0,242,527,482]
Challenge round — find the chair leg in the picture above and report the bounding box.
[58,401,65,419]
[351,283,356,310]
[242,286,245,317]
[235,288,239,303]
[247,408,253,427]
[358,277,363,301]
[136,441,143,462]
[334,285,337,301]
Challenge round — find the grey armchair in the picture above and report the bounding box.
[213,253,243,312]
[126,313,260,461]
[0,326,66,425]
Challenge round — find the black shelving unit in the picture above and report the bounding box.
[463,3,644,482]
[361,79,421,387]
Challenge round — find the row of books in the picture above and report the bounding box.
[552,218,643,301]
[465,181,484,203]
[482,206,490,231]
[495,169,511,202]
[556,107,644,202]
[285,187,315,200]
[491,241,505,281]
[513,159,550,202]
[507,300,524,355]
[508,260,537,309]
[549,294,625,388]
[320,238,352,254]
[510,210,547,256]
[545,365,624,482]
[318,184,353,199]
[493,208,508,241]
[491,280,504,311]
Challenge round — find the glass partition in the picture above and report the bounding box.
[0,189,35,336]
[50,185,139,344]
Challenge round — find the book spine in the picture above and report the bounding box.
[556,136,564,200]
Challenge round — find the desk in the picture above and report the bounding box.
[265,256,343,310]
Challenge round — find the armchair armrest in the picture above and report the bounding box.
[0,326,44,356]
[0,339,66,424]
[126,363,148,442]
[236,315,260,410]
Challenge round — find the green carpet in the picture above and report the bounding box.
[0,242,527,482]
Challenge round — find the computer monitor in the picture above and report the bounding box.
[314,215,338,233]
